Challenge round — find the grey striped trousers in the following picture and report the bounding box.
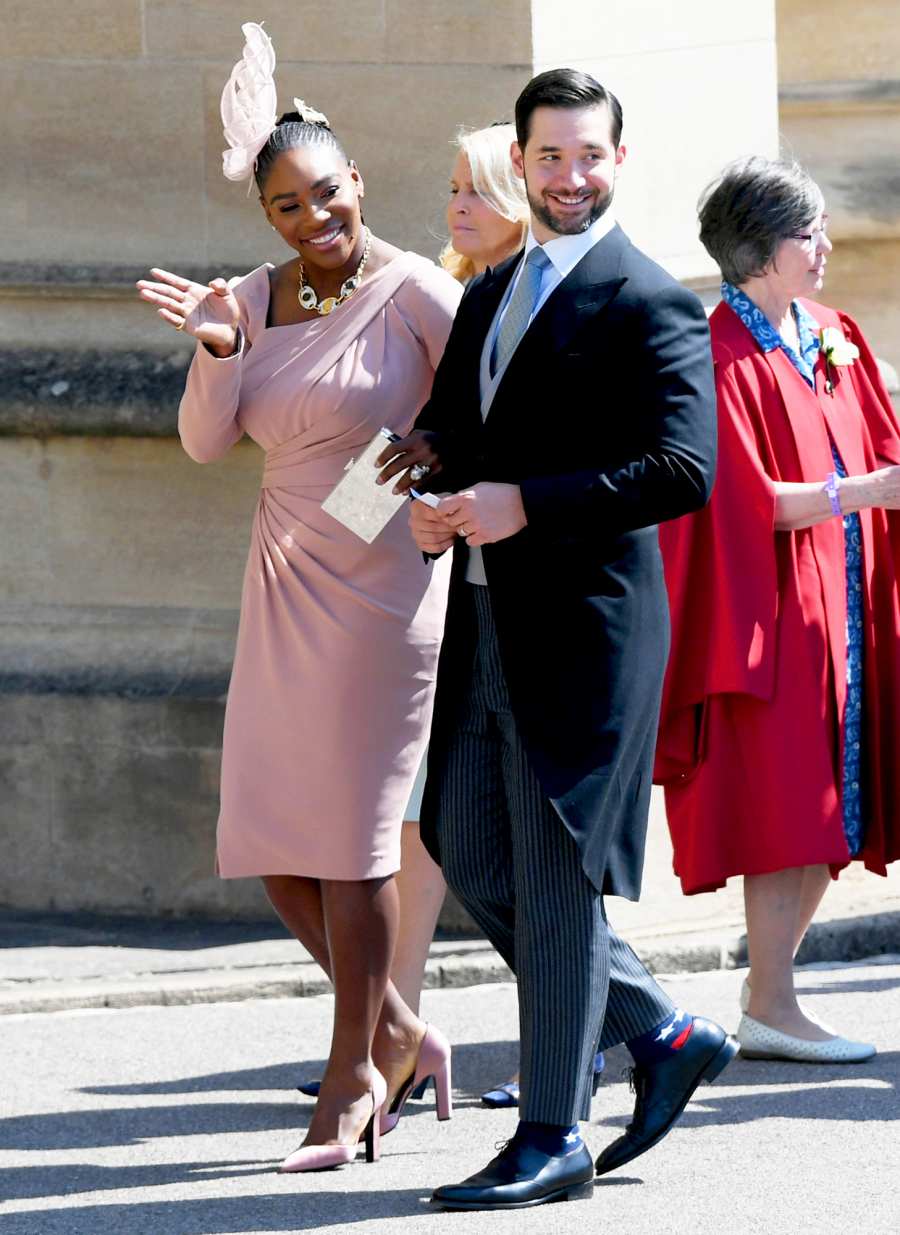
[433,584,674,1124]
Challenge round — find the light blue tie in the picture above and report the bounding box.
[491,246,551,376]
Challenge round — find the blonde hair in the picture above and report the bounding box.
[440,124,529,284]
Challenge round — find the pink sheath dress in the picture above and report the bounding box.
[178,254,462,880]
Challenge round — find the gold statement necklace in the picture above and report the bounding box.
[297,227,372,316]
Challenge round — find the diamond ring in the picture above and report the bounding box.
[409,463,431,482]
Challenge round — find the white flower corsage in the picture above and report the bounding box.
[820,326,859,394]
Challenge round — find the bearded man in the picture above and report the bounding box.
[378,68,733,1211]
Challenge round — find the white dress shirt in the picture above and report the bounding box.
[466,211,618,585]
[492,210,618,349]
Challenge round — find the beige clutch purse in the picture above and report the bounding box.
[321,428,410,544]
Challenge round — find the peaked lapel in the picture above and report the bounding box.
[451,254,520,428]
[466,252,520,346]
[487,225,630,411]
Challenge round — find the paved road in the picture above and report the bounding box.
[1,959,897,1235]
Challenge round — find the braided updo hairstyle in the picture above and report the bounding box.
[254,111,349,192]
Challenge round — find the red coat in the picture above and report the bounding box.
[655,298,900,894]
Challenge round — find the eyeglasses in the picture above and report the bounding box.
[789,218,829,246]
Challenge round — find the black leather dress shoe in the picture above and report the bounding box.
[595,1016,738,1177]
[432,1137,595,1210]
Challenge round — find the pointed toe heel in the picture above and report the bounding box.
[280,1067,387,1173]
[279,1142,355,1173]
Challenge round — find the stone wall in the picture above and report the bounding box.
[1,2,784,920]
[2,0,537,920]
[531,0,779,283]
[777,0,900,374]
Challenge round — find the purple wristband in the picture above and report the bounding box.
[824,471,842,517]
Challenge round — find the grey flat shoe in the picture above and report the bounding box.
[737,1013,876,1063]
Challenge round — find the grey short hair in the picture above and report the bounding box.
[698,156,824,286]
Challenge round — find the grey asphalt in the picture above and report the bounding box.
[1,958,898,1235]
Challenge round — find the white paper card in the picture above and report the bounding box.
[321,430,408,544]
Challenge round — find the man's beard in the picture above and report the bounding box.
[526,181,614,236]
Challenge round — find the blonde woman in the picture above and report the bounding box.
[396,124,530,1033]
[442,122,529,282]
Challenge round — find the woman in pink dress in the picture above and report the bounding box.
[137,25,461,1172]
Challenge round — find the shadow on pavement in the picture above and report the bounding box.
[800,974,900,996]
[0,1187,434,1234]
[0,1101,304,1152]
[3,1042,520,1156]
[82,1063,311,1096]
[0,1160,276,1203]
[79,1039,519,1104]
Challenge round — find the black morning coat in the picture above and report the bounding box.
[415,224,717,900]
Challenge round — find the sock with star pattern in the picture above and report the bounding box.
[513,1120,583,1156]
[627,1008,694,1066]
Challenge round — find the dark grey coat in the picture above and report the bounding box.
[416,225,716,899]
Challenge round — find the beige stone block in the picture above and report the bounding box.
[385,0,531,65]
[205,62,529,265]
[0,295,199,351]
[0,438,53,605]
[45,437,260,609]
[144,0,386,63]
[0,68,29,249]
[6,63,207,266]
[0,698,54,911]
[0,602,239,689]
[780,102,900,241]
[0,437,259,612]
[532,0,774,63]
[0,692,287,918]
[49,733,218,914]
[5,0,142,59]
[816,239,900,379]
[778,0,900,84]
[534,43,778,280]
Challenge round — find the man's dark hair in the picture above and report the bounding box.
[514,69,623,151]
[255,111,348,193]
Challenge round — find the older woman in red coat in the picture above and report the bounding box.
[657,157,900,1063]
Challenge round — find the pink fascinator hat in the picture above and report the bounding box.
[220,22,278,184]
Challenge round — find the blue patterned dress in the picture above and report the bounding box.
[722,283,864,855]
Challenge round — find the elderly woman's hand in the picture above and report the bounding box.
[858,464,900,510]
[136,269,241,357]
[778,463,900,529]
[374,430,443,495]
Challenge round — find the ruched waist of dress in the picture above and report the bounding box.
[261,437,362,492]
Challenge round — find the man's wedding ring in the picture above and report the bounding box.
[409,463,431,482]
[175,319,185,331]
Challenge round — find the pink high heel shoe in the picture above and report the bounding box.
[279,1068,387,1173]
[381,1023,452,1135]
